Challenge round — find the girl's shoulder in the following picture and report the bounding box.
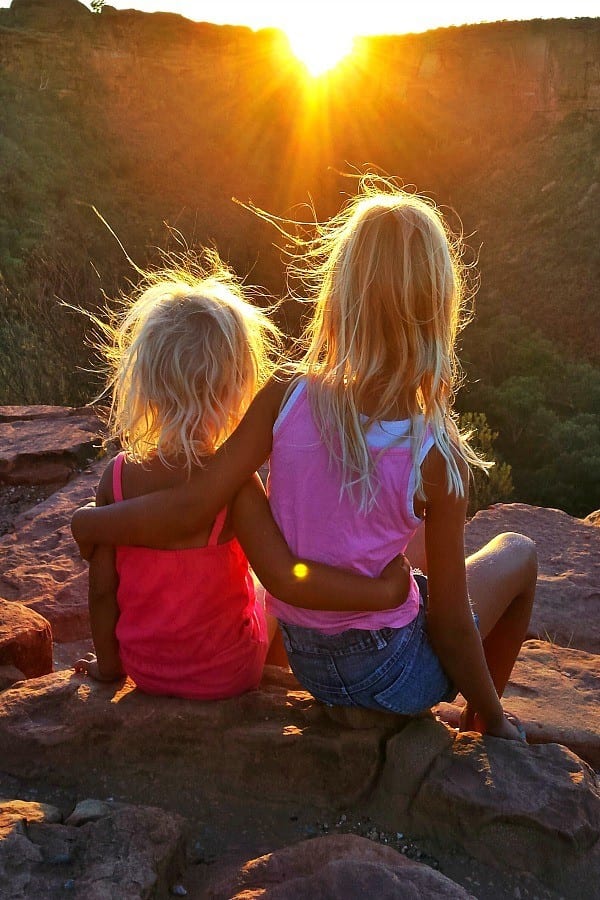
[99,452,198,505]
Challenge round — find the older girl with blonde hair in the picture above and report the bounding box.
[74,185,536,738]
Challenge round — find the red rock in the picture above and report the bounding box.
[0,665,26,692]
[0,407,75,422]
[437,639,600,768]
[465,503,600,654]
[0,798,62,832]
[402,732,600,895]
[207,834,475,899]
[0,670,395,810]
[0,797,184,898]
[0,409,103,486]
[0,461,104,641]
[584,509,600,526]
[0,599,52,678]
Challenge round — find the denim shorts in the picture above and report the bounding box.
[279,575,470,715]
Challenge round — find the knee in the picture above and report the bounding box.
[497,532,538,580]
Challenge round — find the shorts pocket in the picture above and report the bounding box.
[372,631,454,715]
[279,625,354,703]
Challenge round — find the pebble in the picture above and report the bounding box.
[63,881,75,890]
[170,886,187,897]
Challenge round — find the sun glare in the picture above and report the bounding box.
[286,26,355,77]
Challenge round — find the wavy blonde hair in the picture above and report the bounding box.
[287,180,488,509]
[102,252,280,469]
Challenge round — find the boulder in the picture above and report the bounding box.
[396,731,600,897]
[0,407,103,486]
[0,666,26,692]
[0,461,104,641]
[0,669,400,810]
[0,796,184,899]
[0,798,62,832]
[465,503,600,654]
[436,639,600,768]
[206,834,475,899]
[0,599,52,679]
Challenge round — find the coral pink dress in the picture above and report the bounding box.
[112,452,268,700]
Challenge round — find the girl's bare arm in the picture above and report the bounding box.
[75,464,124,681]
[421,447,508,734]
[232,476,411,612]
[71,379,286,551]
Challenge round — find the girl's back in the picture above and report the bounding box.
[267,380,432,633]
[110,452,265,700]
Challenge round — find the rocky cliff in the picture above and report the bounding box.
[1,0,599,123]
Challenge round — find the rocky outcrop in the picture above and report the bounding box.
[1,2,598,125]
[0,796,185,899]
[0,406,105,638]
[207,833,475,898]
[0,459,103,641]
[0,406,103,486]
[0,670,598,897]
[0,600,52,680]
[465,503,600,654]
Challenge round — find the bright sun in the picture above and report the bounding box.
[286,26,356,77]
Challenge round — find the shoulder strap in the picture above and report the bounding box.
[207,507,228,546]
[273,378,306,435]
[112,451,126,503]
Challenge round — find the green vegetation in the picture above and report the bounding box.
[0,11,598,516]
[458,413,514,517]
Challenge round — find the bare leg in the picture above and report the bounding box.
[461,532,537,730]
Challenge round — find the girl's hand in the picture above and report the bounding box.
[380,553,412,609]
[485,713,527,742]
[73,652,123,683]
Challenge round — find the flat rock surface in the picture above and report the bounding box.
[0,796,184,899]
[0,407,103,485]
[206,834,475,899]
[465,503,600,653]
[436,639,600,768]
[0,599,52,679]
[0,460,104,641]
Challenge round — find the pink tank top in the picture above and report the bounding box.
[112,453,267,699]
[267,381,434,634]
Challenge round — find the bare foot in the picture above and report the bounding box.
[459,704,527,741]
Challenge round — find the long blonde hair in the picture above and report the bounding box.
[289,180,488,508]
[102,251,280,470]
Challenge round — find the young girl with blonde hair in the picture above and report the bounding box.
[73,253,410,697]
[73,186,536,738]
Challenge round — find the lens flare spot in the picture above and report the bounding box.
[293,562,309,579]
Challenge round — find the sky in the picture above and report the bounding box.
[0,1,597,35]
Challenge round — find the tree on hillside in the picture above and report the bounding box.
[90,0,105,12]
[459,412,514,517]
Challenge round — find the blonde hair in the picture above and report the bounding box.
[287,179,488,509]
[102,252,280,470]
